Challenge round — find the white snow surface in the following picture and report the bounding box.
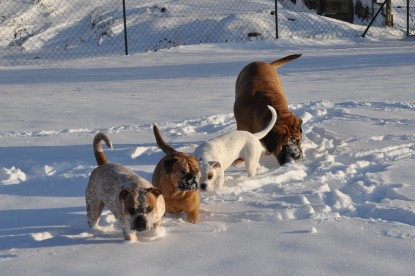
[1,28,415,276]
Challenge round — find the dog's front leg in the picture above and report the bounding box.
[153,219,162,228]
[122,228,138,241]
[185,209,200,224]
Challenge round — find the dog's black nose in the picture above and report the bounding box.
[184,173,194,181]
[200,183,207,190]
[133,216,148,231]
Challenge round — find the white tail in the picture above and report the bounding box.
[254,105,277,139]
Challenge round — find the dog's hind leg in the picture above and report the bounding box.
[245,154,261,177]
[245,161,258,177]
[86,199,105,228]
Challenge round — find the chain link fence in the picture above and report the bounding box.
[1,0,413,65]
[278,0,414,38]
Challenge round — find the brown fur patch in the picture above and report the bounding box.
[145,187,163,212]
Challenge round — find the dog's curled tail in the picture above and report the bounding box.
[270,54,301,70]
[93,132,113,165]
[153,124,177,155]
[254,105,277,139]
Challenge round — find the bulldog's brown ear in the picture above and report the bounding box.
[119,188,134,201]
[146,187,163,197]
[164,157,178,174]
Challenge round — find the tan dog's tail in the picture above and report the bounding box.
[93,132,113,165]
[153,124,177,154]
[254,105,277,139]
[270,54,302,69]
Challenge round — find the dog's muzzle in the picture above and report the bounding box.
[178,173,199,191]
[277,137,303,165]
[131,215,151,232]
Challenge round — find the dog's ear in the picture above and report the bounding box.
[164,157,178,174]
[212,161,221,169]
[119,188,135,201]
[146,187,163,197]
[155,192,166,218]
[295,116,303,135]
[275,125,289,136]
[262,130,277,153]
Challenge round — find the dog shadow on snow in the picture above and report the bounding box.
[0,206,125,253]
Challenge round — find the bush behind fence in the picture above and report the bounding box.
[0,0,413,65]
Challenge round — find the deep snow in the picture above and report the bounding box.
[1,38,415,275]
[1,1,415,275]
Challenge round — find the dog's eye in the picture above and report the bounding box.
[208,172,213,180]
[146,206,154,213]
[127,208,136,215]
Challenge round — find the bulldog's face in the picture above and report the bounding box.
[198,160,222,192]
[164,153,201,191]
[119,187,165,232]
[263,115,303,165]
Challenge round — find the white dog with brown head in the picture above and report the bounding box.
[86,133,165,241]
[194,105,277,191]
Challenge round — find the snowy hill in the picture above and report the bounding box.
[0,0,411,64]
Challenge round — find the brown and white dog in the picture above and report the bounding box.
[86,133,165,241]
[234,54,303,166]
[152,124,201,223]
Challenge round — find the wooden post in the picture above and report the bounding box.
[385,0,393,27]
[407,0,410,36]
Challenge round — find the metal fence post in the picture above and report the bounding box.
[408,0,410,36]
[275,0,279,39]
[122,0,129,55]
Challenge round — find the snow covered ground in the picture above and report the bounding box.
[1,1,415,275]
[1,38,415,275]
